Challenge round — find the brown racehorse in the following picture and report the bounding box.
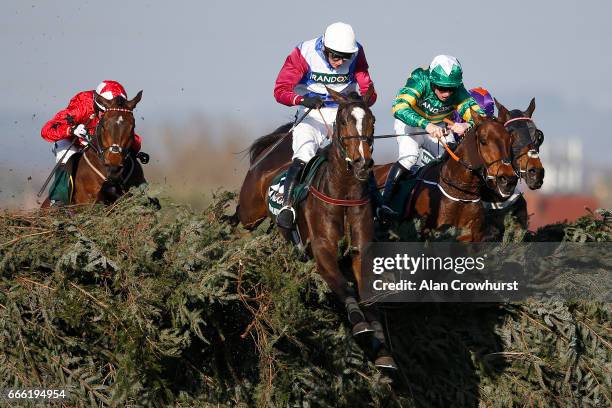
[237,86,397,368]
[480,99,545,237]
[41,92,146,207]
[496,98,544,190]
[375,112,518,241]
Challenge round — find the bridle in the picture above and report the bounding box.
[503,115,544,178]
[308,103,373,207]
[84,107,135,182]
[89,107,134,159]
[441,121,514,194]
[330,103,374,172]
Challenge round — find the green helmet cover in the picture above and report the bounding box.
[429,62,463,88]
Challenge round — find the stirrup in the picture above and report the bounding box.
[276,205,296,228]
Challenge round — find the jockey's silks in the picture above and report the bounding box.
[392,68,484,129]
[294,37,360,107]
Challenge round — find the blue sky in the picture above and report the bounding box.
[1,0,610,176]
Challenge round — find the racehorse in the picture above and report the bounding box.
[237,86,397,368]
[374,112,518,242]
[496,98,544,190]
[41,92,146,206]
[480,99,545,237]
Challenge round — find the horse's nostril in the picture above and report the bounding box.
[366,159,374,168]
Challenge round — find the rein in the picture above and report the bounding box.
[309,185,370,206]
[310,106,372,207]
[82,106,136,183]
[418,118,513,200]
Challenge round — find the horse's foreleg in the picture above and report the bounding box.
[311,239,372,335]
[348,206,398,369]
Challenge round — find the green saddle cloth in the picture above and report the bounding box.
[268,155,326,219]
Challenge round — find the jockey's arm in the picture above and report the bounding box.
[392,75,430,129]
[41,91,92,142]
[273,48,309,106]
[132,134,142,152]
[354,48,377,106]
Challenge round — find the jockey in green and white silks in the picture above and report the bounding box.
[378,55,485,220]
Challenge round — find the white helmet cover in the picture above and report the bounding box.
[323,22,358,54]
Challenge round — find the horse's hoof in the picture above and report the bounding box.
[375,355,398,370]
[352,321,374,336]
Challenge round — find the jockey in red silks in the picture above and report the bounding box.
[273,22,377,229]
[41,80,144,204]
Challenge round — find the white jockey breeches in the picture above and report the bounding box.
[292,106,337,163]
[52,139,79,164]
[394,119,456,170]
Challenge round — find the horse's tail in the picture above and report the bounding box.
[248,123,292,164]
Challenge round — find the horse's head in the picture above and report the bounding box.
[326,85,375,181]
[93,90,143,179]
[465,111,518,197]
[496,98,545,189]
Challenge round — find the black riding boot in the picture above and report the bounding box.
[377,161,409,220]
[276,158,306,229]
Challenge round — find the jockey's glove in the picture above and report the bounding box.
[300,96,324,109]
[425,123,445,140]
[72,124,87,138]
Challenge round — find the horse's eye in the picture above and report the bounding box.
[479,137,487,145]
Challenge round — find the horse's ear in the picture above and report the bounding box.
[494,98,511,122]
[525,97,536,117]
[125,90,143,111]
[362,84,375,105]
[325,86,348,104]
[94,93,113,111]
[470,107,483,126]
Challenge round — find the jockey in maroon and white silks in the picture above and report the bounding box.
[41,80,142,164]
[273,22,377,229]
[274,22,376,163]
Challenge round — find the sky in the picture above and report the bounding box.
[1,0,611,199]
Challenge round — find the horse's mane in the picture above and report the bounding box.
[248,123,292,164]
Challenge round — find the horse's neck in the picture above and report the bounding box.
[439,132,482,195]
[319,147,367,199]
[82,148,107,181]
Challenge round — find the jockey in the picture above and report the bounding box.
[41,80,144,204]
[452,87,495,122]
[378,55,485,220]
[273,22,377,229]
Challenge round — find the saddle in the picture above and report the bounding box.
[267,153,327,219]
[382,159,443,216]
[48,150,145,205]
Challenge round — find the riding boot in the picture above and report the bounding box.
[377,161,409,220]
[49,165,70,206]
[276,158,306,229]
